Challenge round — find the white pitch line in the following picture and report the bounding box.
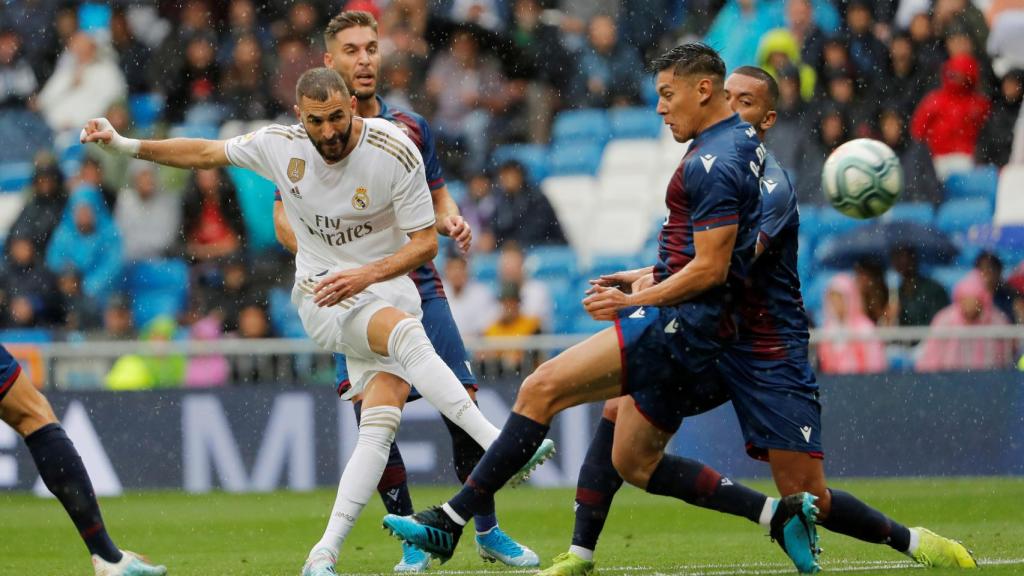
[335,557,1024,576]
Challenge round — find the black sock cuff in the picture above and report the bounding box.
[24,423,63,446]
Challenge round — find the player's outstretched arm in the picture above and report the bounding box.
[80,117,230,170]
[431,185,472,254]
[312,227,438,307]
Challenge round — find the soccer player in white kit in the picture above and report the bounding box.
[81,67,553,575]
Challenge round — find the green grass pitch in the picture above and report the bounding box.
[2,477,1022,575]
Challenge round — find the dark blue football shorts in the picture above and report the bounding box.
[0,344,23,402]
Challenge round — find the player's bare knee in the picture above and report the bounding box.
[1,382,57,437]
[611,444,658,488]
[515,365,563,421]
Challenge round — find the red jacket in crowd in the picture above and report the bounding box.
[910,55,991,157]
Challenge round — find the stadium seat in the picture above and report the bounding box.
[597,170,663,219]
[549,142,604,176]
[0,193,25,236]
[572,310,608,334]
[490,144,549,183]
[881,202,934,227]
[798,205,821,252]
[551,108,611,146]
[994,166,1024,227]
[169,123,220,140]
[470,252,500,283]
[0,109,52,164]
[128,93,166,134]
[608,107,662,140]
[525,245,578,281]
[642,77,659,107]
[936,198,992,235]
[0,161,33,193]
[0,328,52,343]
[587,254,641,279]
[599,139,660,174]
[584,207,650,257]
[801,271,836,325]
[945,165,998,202]
[541,176,598,250]
[125,259,189,327]
[817,206,867,236]
[227,167,279,254]
[547,277,579,333]
[269,288,306,338]
[931,266,968,294]
[445,180,466,205]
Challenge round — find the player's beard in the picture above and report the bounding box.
[314,119,355,163]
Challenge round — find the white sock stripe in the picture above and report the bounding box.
[387,319,417,355]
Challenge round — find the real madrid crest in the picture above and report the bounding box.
[352,187,370,210]
[287,158,306,183]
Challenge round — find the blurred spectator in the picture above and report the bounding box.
[497,243,552,329]
[36,31,127,132]
[444,256,499,337]
[0,27,38,109]
[451,0,504,31]
[509,0,574,142]
[181,168,246,264]
[987,10,1024,77]
[756,29,816,101]
[115,161,181,262]
[976,70,1024,167]
[232,301,273,383]
[106,316,185,390]
[221,34,276,121]
[880,32,933,115]
[380,55,416,111]
[74,156,117,210]
[459,173,497,252]
[109,8,150,94]
[184,316,229,388]
[854,257,890,325]
[491,160,566,249]
[844,1,889,82]
[891,246,949,326]
[578,15,644,108]
[0,0,60,78]
[148,0,215,94]
[481,282,543,374]
[1013,106,1024,165]
[237,302,271,339]
[281,2,322,44]
[821,65,874,137]
[795,102,847,203]
[975,251,1017,321]
[164,32,221,125]
[204,258,257,333]
[45,187,122,305]
[56,269,101,331]
[878,106,942,205]
[218,0,273,67]
[101,294,134,340]
[7,160,66,253]
[785,0,827,69]
[426,28,508,176]
[933,0,990,56]
[916,270,1014,372]
[906,12,947,75]
[272,34,321,112]
[704,0,785,72]
[765,65,806,173]
[817,273,887,374]
[911,54,992,180]
[2,235,59,327]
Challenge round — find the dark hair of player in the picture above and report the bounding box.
[324,10,378,46]
[295,67,351,104]
[648,42,726,84]
[732,65,780,108]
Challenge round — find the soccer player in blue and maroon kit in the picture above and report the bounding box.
[0,344,166,575]
[536,67,977,575]
[272,10,538,571]
[382,42,821,566]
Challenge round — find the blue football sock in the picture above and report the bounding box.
[26,424,123,563]
[572,417,623,552]
[821,488,911,552]
[447,412,548,521]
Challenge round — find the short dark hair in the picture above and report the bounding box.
[648,42,726,81]
[732,65,780,108]
[295,67,350,105]
[324,10,378,46]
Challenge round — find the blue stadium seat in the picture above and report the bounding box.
[446,180,467,205]
[798,205,821,252]
[931,266,967,294]
[0,109,52,164]
[935,198,992,235]
[608,107,662,140]
[573,311,608,334]
[128,93,165,133]
[227,167,279,254]
[490,144,550,183]
[587,254,641,279]
[169,123,220,140]
[817,207,867,237]
[0,161,33,193]
[944,166,998,203]
[881,202,934,227]
[797,233,813,286]
[525,246,578,281]
[470,252,500,283]
[126,259,189,327]
[269,288,305,338]
[0,328,52,343]
[547,278,578,333]
[642,77,659,107]
[801,271,836,325]
[552,109,611,146]
[549,142,604,176]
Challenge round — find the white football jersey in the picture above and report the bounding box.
[224,117,436,279]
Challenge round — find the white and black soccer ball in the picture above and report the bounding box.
[822,138,903,219]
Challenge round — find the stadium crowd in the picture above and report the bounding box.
[1,0,1024,382]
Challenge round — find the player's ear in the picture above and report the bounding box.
[351,94,358,112]
[323,50,334,68]
[293,104,302,123]
[761,110,777,131]
[698,77,713,105]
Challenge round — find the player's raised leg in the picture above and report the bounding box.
[0,347,166,576]
[383,327,625,561]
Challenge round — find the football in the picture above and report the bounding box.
[822,138,903,219]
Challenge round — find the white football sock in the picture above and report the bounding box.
[759,497,777,529]
[569,545,594,561]
[905,527,921,556]
[388,318,500,448]
[441,502,468,526]
[311,405,402,559]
